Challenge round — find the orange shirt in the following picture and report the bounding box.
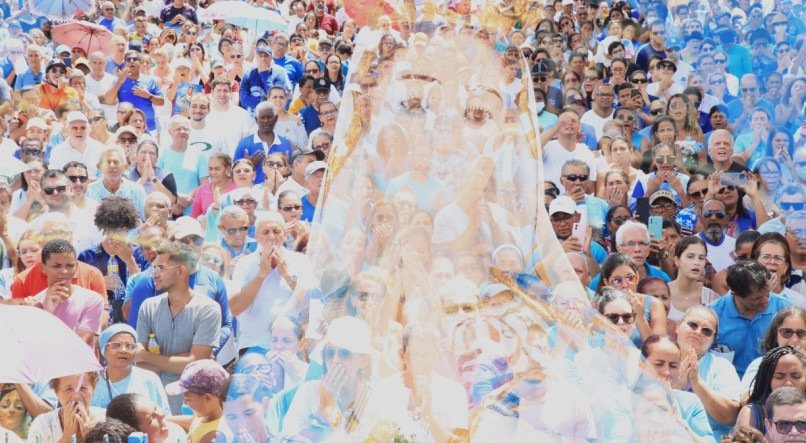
[11,262,106,300]
[37,83,80,113]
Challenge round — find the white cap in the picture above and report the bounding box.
[323,316,374,355]
[65,111,88,124]
[172,57,192,70]
[549,196,577,216]
[169,216,204,239]
[304,161,327,179]
[26,117,48,130]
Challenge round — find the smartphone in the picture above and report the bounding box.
[720,172,748,187]
[648,216,663,241]
[636,197,651,225]
[572,221,587,245]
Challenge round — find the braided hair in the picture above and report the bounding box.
[748,346,806,408]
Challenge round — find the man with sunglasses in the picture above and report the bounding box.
[764,387,806,443]
[217,206,257,260]
[559,160,608,230]
[103,50,164,133]
[635,20,667,72]
[759,183,806,236]
[37,59,80,114]
[230,211,313,353]
[784,211,806,297]
[125,217,233,366]
[29,170,100,252]
[696,199,736,273]
[63,161,97,214]
[712,261,792,378]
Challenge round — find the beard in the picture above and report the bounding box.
[703,225,724,243]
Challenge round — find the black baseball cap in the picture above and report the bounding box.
[313,77,331,91]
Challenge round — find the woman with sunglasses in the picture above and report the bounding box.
[702,171,769,237]
[597,253,667,345]
[282,316,375,441]
[736,346,806,434]
[91,324,171,411]
[640,335,716,441]
[675,305,743,439]
[742,307,806,390]
[597,286,637,337]
[641,143,690,208]
[668,236,720,328]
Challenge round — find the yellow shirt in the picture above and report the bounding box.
[187,416,232,443]
[288,97,307,116]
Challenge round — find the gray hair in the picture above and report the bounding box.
[708,129,733,148]
[765,387,806,421]
[561,159,590,176]
[308,128,333,148]
[254,101,277,118]
[219,205,248,222]
[615,220,650,246]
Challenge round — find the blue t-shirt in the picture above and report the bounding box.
[301,193,316,222]
[156,147,208,196]
[674,390,715,441]
[710,293,792,378]
[117,76,162,131]
[273,55,303,88]
[172,80,203,115]
[13,69,43,91]
[232,134,294,184]
[299,104,321,134]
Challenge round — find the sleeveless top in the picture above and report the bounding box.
[668,287,721,322]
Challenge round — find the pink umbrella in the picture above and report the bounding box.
[0,305,101,384]
[51,21,114,55]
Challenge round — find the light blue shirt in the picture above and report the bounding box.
[674,390,716,442]
[690,351,743,440]
[86,177,147,220]
[91,366,171,414]
[710,293,792,378]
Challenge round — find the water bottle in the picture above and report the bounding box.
[107,256,125,322]
[147,333,161,355]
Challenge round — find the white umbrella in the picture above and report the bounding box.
[200,1,287,35]
[0,305,102,384]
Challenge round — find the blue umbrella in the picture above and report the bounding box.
[28,0,95,21]
[226,6,287,36]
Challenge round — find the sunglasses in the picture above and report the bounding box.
[68,175,89,183]
[118,136,137,144]
[21,148,43,156]
[125,57,141,62]
[177,236,204,247]
[717,186,736,194]
[689,189,707,199]
[234,199,257,206]
[685,320,714,337]
[232,54,243,59]
[43,185,68,195]
[224,226,249,235]
[778,328,806,339]
[563,174,589,182]
[264,160,285,168]
[780,202,805,211]
[281,205,302,212]
[322,347,353,360]
[313,142,330,151]
[655,155,676,164]
[714,59,727,64]
[605,313,635,324]
[651,202,677,211]
[773,420,806,434]
[650,109,664,116]
[631,78,647,84]
[702,210,726,219]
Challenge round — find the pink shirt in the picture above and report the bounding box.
[191,182,237,218]
[34,285,104,335]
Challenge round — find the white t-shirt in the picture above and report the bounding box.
[27,406,106,443]
[541,139,598,191]
[697,232,737,273]
[85,72,118,121]
[49,138,106,178]
[580,109,613,140]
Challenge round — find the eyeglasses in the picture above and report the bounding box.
[281,205,302,212]
[779,328,806,339]
[264,161,285,168]
[322,347,353,360]
[685,320,714,337]
[689,189,707,199]
[780,202,805,211]
[620,241,650,249]
[151,264,181,274]
[118,136,137,144]
[772,420,806,434]
[631,78,647,84]
[717,186,736,194]
[68,175,89,183]
[608,274,638,287]
[234,199,257,206]
[605,313,635,324]
[702,210,726,219]
[714,58,727,64]
[21,148,43,157]
[232,168,253,174]
[534,76,547,82]
[655,155,676,164]
[650,109,664,116]
[107,342,137,351]
[444,303,477,315]
[651,202,677,211]
[125,57,141,63]
[313,142,331,151]
[43,185,68,195]
[741,87,758,93]
[223,226,249,235]
[550,213,574,223]
[176,236,204,247]
[759,254,787,265]
[563,174,589,182]
[319,109,338,116]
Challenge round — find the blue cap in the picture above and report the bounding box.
[99,323,138,359]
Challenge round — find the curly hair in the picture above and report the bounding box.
[83,419,135,443]
[94,196,140,232]
[748,346,806,414]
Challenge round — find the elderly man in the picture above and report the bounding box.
[134,241,220,414]
[233,102,293,184]
[712,261,791,378]
[549,195,605,270]
[300,161,326,222]
[86,147,147,219]
[696,199,736,272]
[590,220,671,289]
[50,111,105,176]
[104,50,164,132]
[97,1,125,32]
[559,160,608,230]
[705,129,749,174]
[104,35,128,73]
[29,170,100,252]
[785,210,806,296]
[541,110,598,191]
[13,45,45,91]
[239,40,291,114]
[230,212,315,352]
[581,83,615,139]
[33,239,104,347]
[158,116,208,216]
[218,206,258,260]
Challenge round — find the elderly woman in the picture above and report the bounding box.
[676,305,742,439]
[91,324,170,413]
[27,372,105,443]
[282,316,375,441]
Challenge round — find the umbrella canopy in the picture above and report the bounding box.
[0,305,101,384]
[0,156,30,184]
[28,0,94,21]
[52,21,114,55]
[200,2,286,35]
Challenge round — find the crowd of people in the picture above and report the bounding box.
[0,0,805,440]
